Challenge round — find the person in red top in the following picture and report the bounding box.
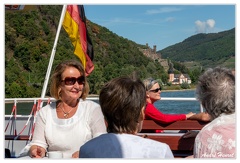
[143,78,210,133]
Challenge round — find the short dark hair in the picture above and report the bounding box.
[99,76,146,133]
[196,67,235,119]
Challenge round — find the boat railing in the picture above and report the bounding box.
[5,96,199,102]
[5,96,203,109]
[138,119,209,157]
[5,97,204,118]
[5,96,203,157]
[5,97,203,135]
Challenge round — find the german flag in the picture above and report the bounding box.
[62,5,94,76]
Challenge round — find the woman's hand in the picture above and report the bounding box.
[198,112,211,122]
[187,112,211,122]
[72,151,79,158]
[186,112,196,119]
[29,145,46,158]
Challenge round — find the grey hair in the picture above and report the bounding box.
[196,67,235,119]
[143,77,158,91]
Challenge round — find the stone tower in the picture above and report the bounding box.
[168,61,174,82]
[153,45,156,53]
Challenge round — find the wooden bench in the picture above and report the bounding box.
[138,120,209,158]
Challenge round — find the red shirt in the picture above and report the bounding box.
[145,102,186,124]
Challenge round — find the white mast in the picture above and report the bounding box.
[40,5,67,98]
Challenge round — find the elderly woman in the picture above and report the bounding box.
[143,78,196,126]
[27,60,106,158]
[193,67,235,158]
[143,78,210,133]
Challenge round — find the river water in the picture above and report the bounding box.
[155,90,202,114]
[5,90,201,115]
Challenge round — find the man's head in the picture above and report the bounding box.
[99,76,146,134]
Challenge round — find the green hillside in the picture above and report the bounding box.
[159,28,235,69]
[5,5,235,98]
[5,5,167,98]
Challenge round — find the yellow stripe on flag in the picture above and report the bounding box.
[63,10,87,69]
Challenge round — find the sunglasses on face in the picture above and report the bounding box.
[61,76,85,85]
[149,87,161,93]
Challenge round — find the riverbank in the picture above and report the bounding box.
[162,84,196,92]
[161,88,196,92]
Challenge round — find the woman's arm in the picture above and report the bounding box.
[145,103,186,124]
[89,105,107,138]
[187,112,211,122]
[29,107,48,155]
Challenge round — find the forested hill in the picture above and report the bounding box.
[159,28,235,69]
[5,5,235,98]
[5,5,167,98]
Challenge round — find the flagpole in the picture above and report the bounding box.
[40,5,67,98]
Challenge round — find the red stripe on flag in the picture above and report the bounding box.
[63,5,94,76]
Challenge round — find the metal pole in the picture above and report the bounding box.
[40,5,67,98]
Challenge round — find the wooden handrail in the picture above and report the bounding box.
[138,120,209,158]
[141,119,208,132]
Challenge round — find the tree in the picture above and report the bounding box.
[189,67,203,84]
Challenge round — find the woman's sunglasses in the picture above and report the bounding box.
[62,76,85,85]
[149,87,161,93]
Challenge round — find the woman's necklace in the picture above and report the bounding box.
[60,103,76,118]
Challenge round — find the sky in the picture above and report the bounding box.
[84,5,235,51]
[1,1,237,51]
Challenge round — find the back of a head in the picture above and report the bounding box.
[196,67,235,119]
[99,76,146,133]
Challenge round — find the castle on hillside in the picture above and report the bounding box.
[138,43,161,61]
[139,44,191,84]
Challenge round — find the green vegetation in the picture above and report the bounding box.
[5,5,166,98]
[162,84,196,91]
[159,28,235,70]
[5,5,235,98]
